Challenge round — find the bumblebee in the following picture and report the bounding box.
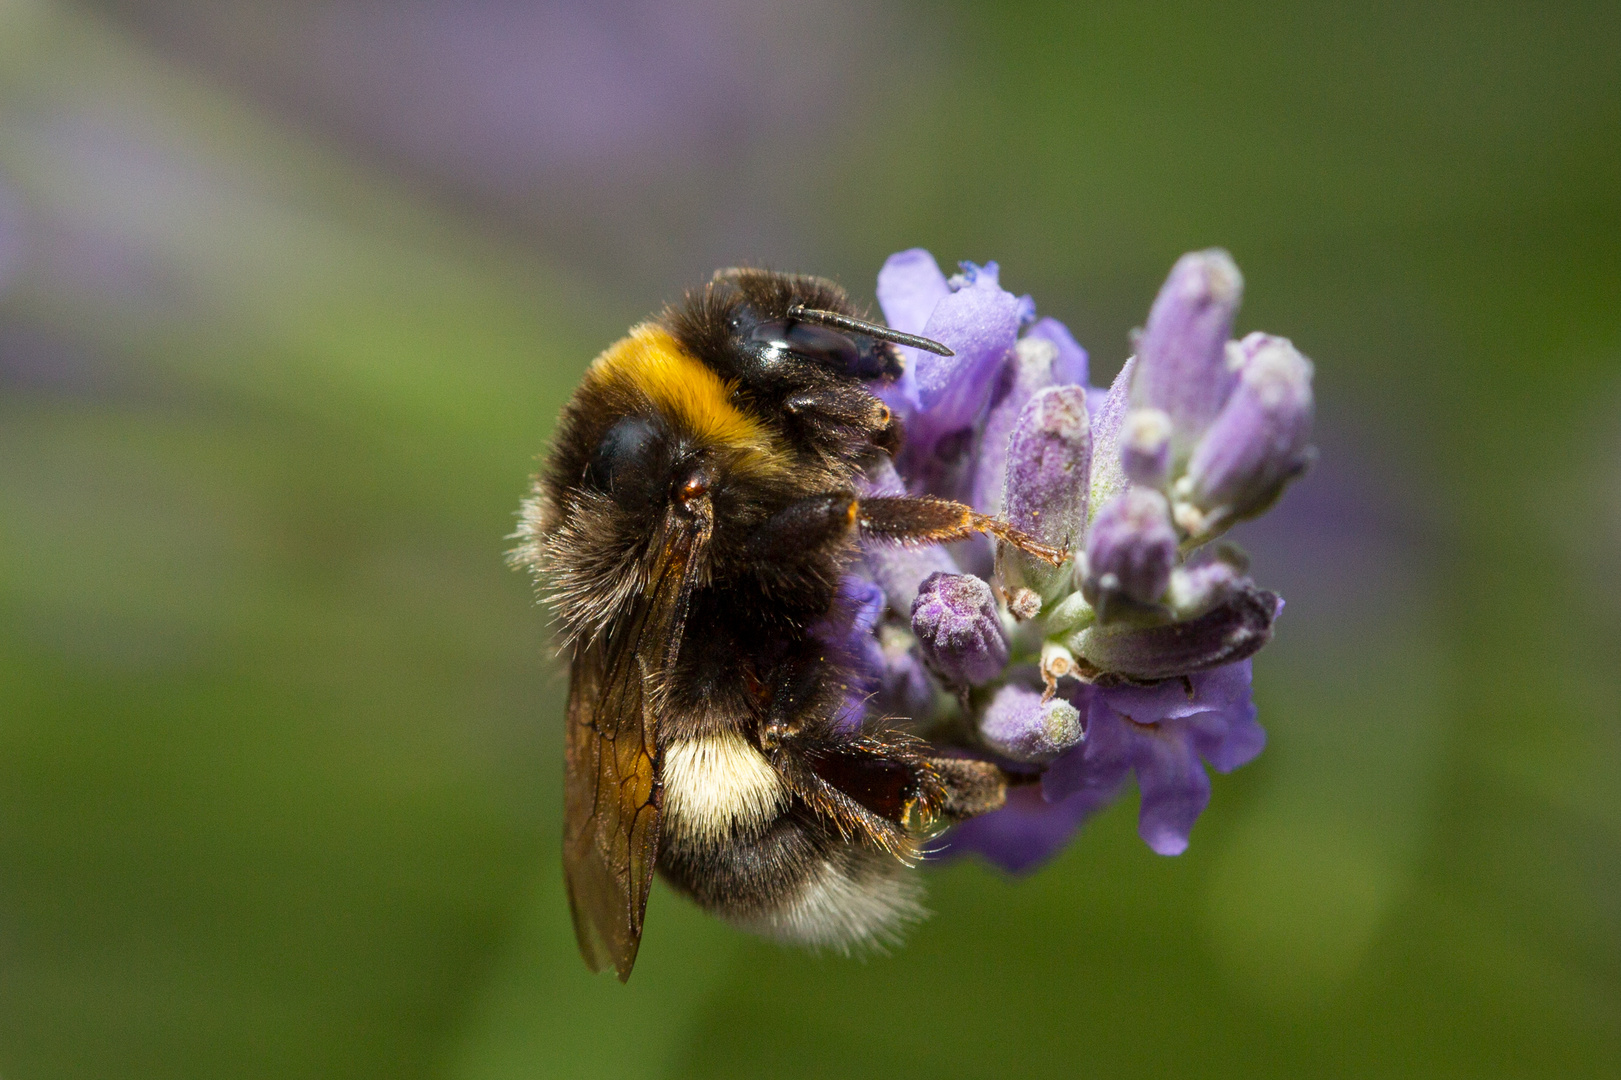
[512,269,1061,980]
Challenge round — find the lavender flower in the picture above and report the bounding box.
[979,684,1083,763]
[845,248,1312,871]
[1042,661,1266,856]
[911,572,1009,687]
[1081,486,1178,617]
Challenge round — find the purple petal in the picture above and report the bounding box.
[979,684,1083,763]
[969,336,1060,514]
[1042,692,1130,804]
[1095,660,1254,727]
[874,248,949,417]
[1184,332,1315,529]
[876,248,950,335]
[1192,700,1267,773]
[1075,581,1278,681]
[911,572,1009,687]
[1095,676,1208,727]
[863,542,959,618]
[1082,487,1177,616]
[1158,661,1265,773]
[1015,294,1037,327]
[936,785,1103,874]
[1185,656,1256,712]
[809,575,889,729]
[948,260,1001,289]
[1072,661,1264,855]
[841,575,888,686]
[913,271,1021,428]
[1131,249,1244,446]
[1130,725,1212,856]
[1023,316,1089,386]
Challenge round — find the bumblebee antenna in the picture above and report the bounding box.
[787,304,954,357]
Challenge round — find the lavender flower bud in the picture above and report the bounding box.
[1074,583,1278,681]
[970,335,1059,514]
[1120,407,1173,487]
[911,572,1009,686]
[1183,333,1314,534]
[997,385,1091,597]
[1166,555,1242,619]
[1131,249,1244,446]
[980,684,1083,763]
[1081,487,1177,617]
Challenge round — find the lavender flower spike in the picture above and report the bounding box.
[911,572,1009,687]
[1179,332,1315,537]
[844,249,1306,871]
[980,684,1083,763]
[1131,249,1244,449]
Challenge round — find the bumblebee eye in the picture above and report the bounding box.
[583,416,662,506]
[749,319,862,376]
[679,476,708,503]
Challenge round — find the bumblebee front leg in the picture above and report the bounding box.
[742,493,858,565]
[856,495,1067,566]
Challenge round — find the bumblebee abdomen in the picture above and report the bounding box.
[657,745,927,952]
[660,731,788,848]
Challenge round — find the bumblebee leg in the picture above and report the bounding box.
[856,495,1067,566]
[760,650,830,750]
[782,387,892,433]
[789,729,1011,833]
[926,757,1009,821]
[743,493,859,565]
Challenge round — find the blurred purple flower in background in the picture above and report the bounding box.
[0,181,21,294]
[850,248,1313,870]
[101,0,917,293]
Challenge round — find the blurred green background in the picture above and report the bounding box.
[1,1,1617,1076]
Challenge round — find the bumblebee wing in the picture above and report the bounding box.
[562,522,702,982]
[562,634,659,981]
